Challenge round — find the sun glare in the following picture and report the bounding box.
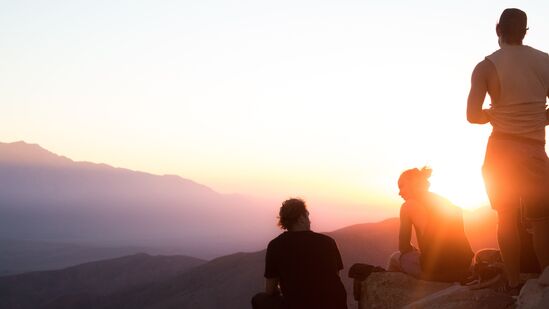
[429,170,490,210]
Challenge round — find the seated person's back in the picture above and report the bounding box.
[412,192,474,281]
[253,198,347,309]
[390,167,474,282]
[266,229,346,308]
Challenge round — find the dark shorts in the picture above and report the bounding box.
[482,134,549,220]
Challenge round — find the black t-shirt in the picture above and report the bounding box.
[264,231,347,309]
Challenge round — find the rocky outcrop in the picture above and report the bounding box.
[517,267,549,309]
[403,286,515,309]
[361,272,451,308]
[359,272,515,309]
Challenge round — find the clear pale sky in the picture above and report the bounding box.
[2,0,548,228]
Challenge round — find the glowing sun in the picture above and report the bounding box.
[429,169,490,210]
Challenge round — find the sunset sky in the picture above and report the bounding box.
[2,1,548,229]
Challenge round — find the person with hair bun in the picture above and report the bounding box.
[387,167,474,282]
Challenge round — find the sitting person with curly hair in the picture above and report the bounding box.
[252,198,347,309]
[388,167,474,282]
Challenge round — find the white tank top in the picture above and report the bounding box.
[485,45,549,141]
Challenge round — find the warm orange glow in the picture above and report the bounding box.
[4,1,548,230]
[430,170,490,210]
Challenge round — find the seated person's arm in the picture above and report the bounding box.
[265,278,280,296]
[467,60,491,124]
[399,204,416,254]
[264,241,280,296]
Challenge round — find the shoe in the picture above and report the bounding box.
[348,263,385,281]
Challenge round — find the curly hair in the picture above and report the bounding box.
[277,198,307,230]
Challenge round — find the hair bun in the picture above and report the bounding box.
[420,166,432,179]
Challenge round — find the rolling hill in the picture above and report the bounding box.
[0,253,205,309]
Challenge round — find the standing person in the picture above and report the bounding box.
[388,167,474,282]
[251,198,347,309]
[467,8,549,292]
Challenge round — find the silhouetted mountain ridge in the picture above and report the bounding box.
[0,141,73,167]
[0,141,214,192]
[0,141,276,261]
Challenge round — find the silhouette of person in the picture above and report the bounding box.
[388,167,474,282]
[467,8,549,291]
[251,198,347,309]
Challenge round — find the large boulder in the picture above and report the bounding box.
[361,272,451,308]
[360,272,515,309]
[517,267,549,309]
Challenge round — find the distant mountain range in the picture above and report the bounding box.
[0,140,501,309]
[0,141,277,263]
[0,214,498,309]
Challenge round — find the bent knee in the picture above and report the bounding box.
[387,251,402,271]
[389,251,401,261]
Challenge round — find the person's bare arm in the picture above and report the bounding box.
[398,204,415,253]
[265,278,280,295]
[467,60,491,124]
